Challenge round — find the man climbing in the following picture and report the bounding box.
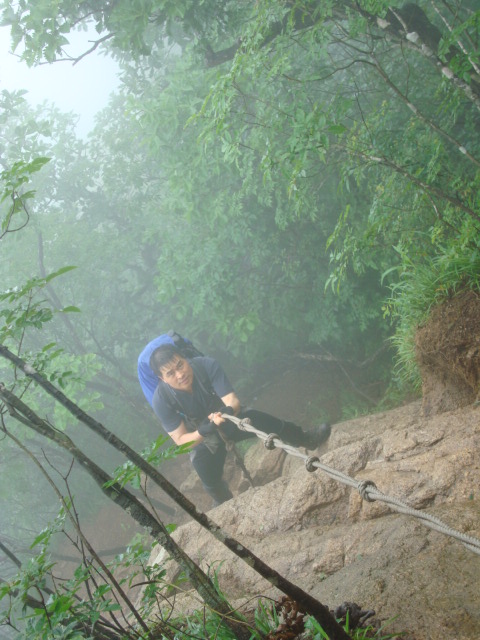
[147,344,331,507]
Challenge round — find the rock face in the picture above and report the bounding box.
[150,401,480,640]
[416,290,480,415]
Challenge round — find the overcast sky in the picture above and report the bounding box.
[0,25,120,137]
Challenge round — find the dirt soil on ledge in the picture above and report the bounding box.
[416,289,480,415]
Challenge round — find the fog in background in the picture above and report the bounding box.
[1,4,479,636]
[0,25,119,136]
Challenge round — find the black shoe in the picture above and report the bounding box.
[301,423,331,450]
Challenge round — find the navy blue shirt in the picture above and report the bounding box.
[152,356,234,433]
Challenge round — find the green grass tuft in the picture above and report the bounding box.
[385,245,480,389]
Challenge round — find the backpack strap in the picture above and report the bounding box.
[190,360,218,401]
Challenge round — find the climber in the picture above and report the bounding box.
[148,344,331,507]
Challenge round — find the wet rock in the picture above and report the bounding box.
[147,402,480,640]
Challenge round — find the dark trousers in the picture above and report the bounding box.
[189,409,302,504]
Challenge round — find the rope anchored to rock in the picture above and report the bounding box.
[225,415,480,556]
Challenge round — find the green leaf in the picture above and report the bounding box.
[28,156,51,172]
[41,342,58,351]
[61,306,81,313]
[30,529,51,548]
[328,124,346,134]
[44,265,77,283]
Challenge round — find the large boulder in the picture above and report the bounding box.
[148,401,480,640]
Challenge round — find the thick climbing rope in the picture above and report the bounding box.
[222,414,480,557]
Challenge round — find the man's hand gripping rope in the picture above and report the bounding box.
[206,408,255,488]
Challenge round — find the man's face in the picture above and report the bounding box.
[159,356,194,392]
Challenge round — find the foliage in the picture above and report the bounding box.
[105,434,190,490]
[1,505,148,639]
[0,4,478,526]
[384,242,480,389]
[5,0,479,390]
[0,267,77,342]
[0,154,50,239]
[1,2,480,636]
[253,598,280,636]
[304,611,404,639]
[168,608,245,640]
[1,0,251,64]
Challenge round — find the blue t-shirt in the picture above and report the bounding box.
[152,356,233,433]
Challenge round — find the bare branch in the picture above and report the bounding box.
[36,33,115,66]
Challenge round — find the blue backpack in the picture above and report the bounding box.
[137,330,203,406]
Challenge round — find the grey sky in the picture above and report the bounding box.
[0,25,119,137]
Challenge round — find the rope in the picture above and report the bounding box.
[225,414,480,556]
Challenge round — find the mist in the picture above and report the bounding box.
[1,1,479,637]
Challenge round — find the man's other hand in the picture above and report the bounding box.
[198,419,217,436]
